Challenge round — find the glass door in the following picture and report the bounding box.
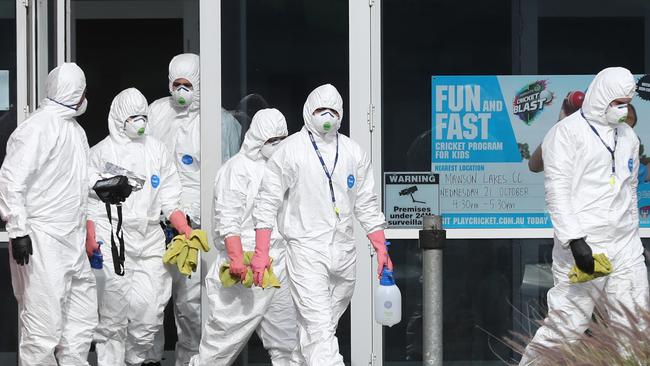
[218,1,351,364]
[0,0,21,361]
[67,1,202,364]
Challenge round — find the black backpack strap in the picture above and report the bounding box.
[106,202,125,276]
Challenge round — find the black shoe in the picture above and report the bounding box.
[141,363,162,366]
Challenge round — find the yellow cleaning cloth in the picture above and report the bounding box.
[163,229,210,276]
[568,253,613,284]
[219,251,280,289]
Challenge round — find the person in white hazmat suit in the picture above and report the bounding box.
[0,63,98,365]
[146,53,242,365]
[251,84,393,365]
[86,88,193,366]
[189,108,298,365]
[519,67,650,365]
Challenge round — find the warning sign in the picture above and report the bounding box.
[384,172,440,228]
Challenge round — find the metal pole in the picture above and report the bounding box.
[420,214,445,366]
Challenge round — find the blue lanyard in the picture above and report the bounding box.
[308,131,340,219]
[581,110,617,176]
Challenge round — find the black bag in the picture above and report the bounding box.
[93,175,133,205]
[92,175,133,276]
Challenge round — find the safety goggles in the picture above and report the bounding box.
[172,81,194,89]
[265,136,287,145]
[314,107,340,119]
[125,115,148,124]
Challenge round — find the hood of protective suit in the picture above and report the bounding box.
[582,67,636,126]
[168,53,200,110]
[303,84,344,138]
[42,62,86,119]
[242,108,288,160]
[108,88,149,145]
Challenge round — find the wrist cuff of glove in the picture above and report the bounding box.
[224,236,244,258]
[8,217,31,239]
[170,210,190,229]
[255,229,272,256]
[10,234,30,241]
[569,237,586,246]
[367,230,387,249]
[86,220,95,237]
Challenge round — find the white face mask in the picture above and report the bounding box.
[311,109,339,135]
[124,116,147,139]
[260,143,278,159]
[605,103,628,125]
[74,98,88,117]
[171,86,195,108]
[260,136,286,159]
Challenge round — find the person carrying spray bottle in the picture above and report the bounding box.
[251,84,393,365]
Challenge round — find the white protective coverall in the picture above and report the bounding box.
[189,108,298,365]
[0,63,97,365]
[147,53,242,365]
[88,88,184,365]
[520,67,650,365]
[253,84,387,365]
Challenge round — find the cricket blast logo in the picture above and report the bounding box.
[513,80,554,125]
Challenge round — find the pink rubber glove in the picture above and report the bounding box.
[224,236,247,281]
[85,220,100,258]
[170,210,192,239]
[368,230,393,278]
[251,229,272,287]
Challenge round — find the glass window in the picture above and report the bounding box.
[381,0,650,364]
[47,0,56,72]
[0,0,17,167]
[0,0,19,361]
[73,17,185,145]
[0,247,18,360]
[538,17,644,75]
[382,0,511,172]
[221,0,350,137]
[221,1,350,364]
[382,238,553,364]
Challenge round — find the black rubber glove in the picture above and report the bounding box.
[11,235,33,266]
[570,238,594,274]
